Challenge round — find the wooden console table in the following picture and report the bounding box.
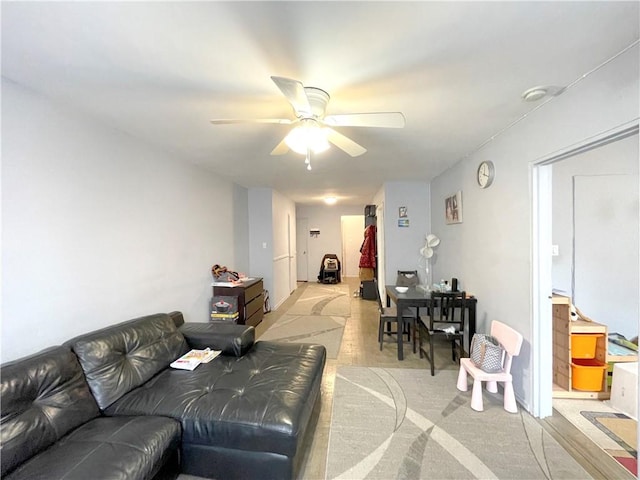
[212,278,264,327]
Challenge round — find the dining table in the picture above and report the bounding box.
[385,285,478,361]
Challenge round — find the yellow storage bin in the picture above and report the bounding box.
[571,359,607,391]
[571,333,603,359]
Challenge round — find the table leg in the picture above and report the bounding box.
[467,305,476,355]
[397,307,404,361]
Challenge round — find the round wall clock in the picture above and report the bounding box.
[477,161,495,189]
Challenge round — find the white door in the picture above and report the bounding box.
[341,215,364,278]
[296,217,309,282]
[574,174,639,337]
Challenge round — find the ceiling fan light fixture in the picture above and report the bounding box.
[284,119,330,154]
[324,196,337,205]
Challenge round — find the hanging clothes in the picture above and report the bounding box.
[359,224,377,281]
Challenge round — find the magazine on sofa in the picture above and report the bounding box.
[170,348,221,371]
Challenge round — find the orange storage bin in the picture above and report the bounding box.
[571,333,603,359]
[571,358,607,391]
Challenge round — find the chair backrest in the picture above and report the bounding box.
[490,320,524,373]
[428,291,466,328]
[396,270,419,287]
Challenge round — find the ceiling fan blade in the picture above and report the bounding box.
[210,118,293,125]
[323,112,405,128]
[325,128,367,157]
[271,76,312,117]
[270,137,289,156]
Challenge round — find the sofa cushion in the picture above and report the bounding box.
[5,415,181,480]
[67,313,189,410]
[105,341,326,457]
[179,323,255,357]
[0,346,100,477]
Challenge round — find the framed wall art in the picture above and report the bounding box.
[445,191,462,224]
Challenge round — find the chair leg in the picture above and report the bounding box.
[503,382,518,413]
[378,320,384,351]
[470,379,484,411]
[486,381,498,394]
[412,320,417,354]
[456,365,468,392]
[429,337,435,376]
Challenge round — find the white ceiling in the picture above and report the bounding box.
[2,2,638,205]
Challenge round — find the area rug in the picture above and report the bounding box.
[554,398,638,476]
[326,366,592,480]
[285,283,350,317]
[258,314,345,358]
[581,411,637,476]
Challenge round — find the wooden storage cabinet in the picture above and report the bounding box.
[212,278,264,327]
[552,295,609,399]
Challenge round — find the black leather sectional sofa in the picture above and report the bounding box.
[1,312,326,480]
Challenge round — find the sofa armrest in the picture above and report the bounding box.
[179,323,255,357]
[169,311,185,328]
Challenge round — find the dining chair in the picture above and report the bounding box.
[374,280,416,353]
[418,290,466,376]
[456,320,523,413]
[396,270,419,287]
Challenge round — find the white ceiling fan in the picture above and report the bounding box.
[210,76,405,158]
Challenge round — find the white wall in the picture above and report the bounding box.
[248,188,273,297]
[382,182,431,285]
[247,188,296,311]
[295,204,364,282]
[233,183,250,275]
[429,44,639,412]
[2,81,239,362]
[552,134,638,337]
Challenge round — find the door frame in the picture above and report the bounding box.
[341,215,365,278]
[296,217,309,282]
[531,120,638,418]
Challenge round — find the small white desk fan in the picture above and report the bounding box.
[418,233,440,291]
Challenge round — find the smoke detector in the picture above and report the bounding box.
[521,85,566,102]
[522,86,548,102]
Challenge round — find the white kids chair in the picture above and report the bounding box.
[456,320,523,413]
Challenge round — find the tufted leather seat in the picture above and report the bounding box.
[2,313,325,480]
[0,346,181,480]
[66,313,326,479]
[105,341,324,456]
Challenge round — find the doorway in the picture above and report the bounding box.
[296,217,309,282]
[341,215,364,278]
[532,122,639,417]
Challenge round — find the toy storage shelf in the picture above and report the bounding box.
[552,295,609,399]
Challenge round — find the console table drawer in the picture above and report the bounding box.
[244,281,263,303]
[246,294,263,319]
